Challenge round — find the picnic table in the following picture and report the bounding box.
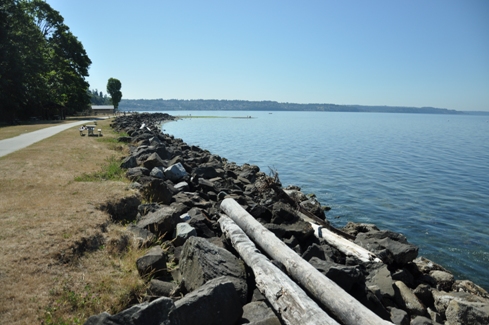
[80,125,102,137]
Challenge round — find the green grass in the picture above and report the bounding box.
[75,156,126,182]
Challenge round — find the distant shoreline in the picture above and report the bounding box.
[119,99,489,115]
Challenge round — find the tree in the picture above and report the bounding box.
[106,78,122,110]
[0,0,91,122]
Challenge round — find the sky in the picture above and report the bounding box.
[45,0,489,111]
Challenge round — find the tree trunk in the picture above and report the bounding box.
[219,216,340,325]
[308,222,382,263]
[220,198,393,325]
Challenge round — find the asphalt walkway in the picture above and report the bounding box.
[0,120,93,158]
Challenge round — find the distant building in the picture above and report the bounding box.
[91,105,115,115]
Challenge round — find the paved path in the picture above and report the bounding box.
[0,120,93,158]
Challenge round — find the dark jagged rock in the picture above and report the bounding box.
[300,197,326,220]
[147,279,176,298]
[170,277,243,325]
[309,257,365,292]
[142,152,166,170]
[137,203,161,218]
[248,204,272,223]
[264,219,314,241]
[127,224,155,248]
[126,167,150,181]
[355,230,419,267]
[179,237,246,294]
[136,203,189,237]
[389,307,409,325]
[186,207,216,238]
[84,296,175,325]
[271,201,299,224]
[193,165,221,179]
[365,263,396,302]
[172,223,197,247]
[136,246,168,279]
[140,177,176,205]
[241,301,281,325]
[120,155,138,169]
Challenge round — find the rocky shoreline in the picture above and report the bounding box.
[85,112,488,325]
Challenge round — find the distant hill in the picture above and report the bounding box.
[119,99,467,114]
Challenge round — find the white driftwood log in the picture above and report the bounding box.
[220,198,394,325]
[219,216,340,325]
[309,222,382,263]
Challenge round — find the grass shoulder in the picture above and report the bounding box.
[0,117,149,324]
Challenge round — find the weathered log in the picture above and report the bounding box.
[219,215,340,325]
[309,222,382,263]
[220,198,393,325]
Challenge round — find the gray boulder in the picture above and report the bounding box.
[271,201,299,224]
[126,167,150,181]
[413,284,434,309]
[187,207,215,238]
[127,224,155,248]
[120,155,138,169]
[83,296,175,325]
[410,316,433,325]
[309,257,364,292]
[147,279,176,297]
[170,277,243,325]
[452,280,489,299]
[142,152,166,170]
[408,257,449,276]
[164,163,188,182]
[149,167,165,179]
[355,230,418,266]
[173,181,189,192]
[264,220,314,241]
[432,289,488,319]
[140,178,175,205]
[300,197,326,220]
[393,281,427,316]
[390,307,409,325]
[430,270,455,292]
[241,301,281,325]
[445,299,489,325]
[193,166,220,179]
[136,203,189,237]
[365,264,396,302]
[179,237,246,294]
[173,223,197,246]
[136,246,168,278]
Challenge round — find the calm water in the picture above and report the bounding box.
[162,111,489,289]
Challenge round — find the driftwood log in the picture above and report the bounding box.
[219,215,340,325]
[309,222,382,263]
[220,198,394,325]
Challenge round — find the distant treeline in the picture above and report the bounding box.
[120,99,465,114]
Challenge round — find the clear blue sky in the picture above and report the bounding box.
[45,0,489,111]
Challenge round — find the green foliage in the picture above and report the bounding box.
[75,156,125,182]
[106,78,122,109]
[88,89,111,105]
[0,0,92,122]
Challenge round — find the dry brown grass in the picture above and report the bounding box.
[0,122,67,140]
[0,118,146,325]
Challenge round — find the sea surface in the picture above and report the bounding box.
[161,110,489,290]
